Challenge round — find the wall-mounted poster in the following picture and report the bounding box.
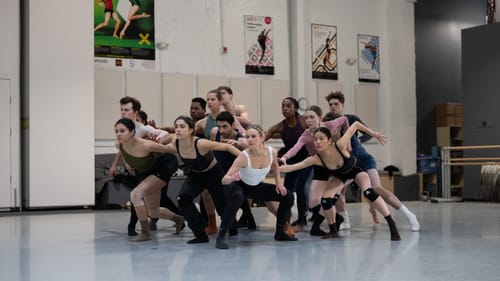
[358,34,380,83]
[244,15,274,75]
[311,24,338,80]
[94,0,156,70]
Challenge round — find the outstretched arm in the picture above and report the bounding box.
[279,155,319,174]
[221,154,247,185]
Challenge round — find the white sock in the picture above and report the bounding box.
[399,205,420,231]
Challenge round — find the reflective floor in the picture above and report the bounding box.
[1,202,500,281]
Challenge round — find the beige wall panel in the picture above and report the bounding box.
[95,69,124,139]
[196,75,228,97]
[354,84,379,129]
[163,73,195,125]
[125,70,163,126]
[261,79,289,131]
[229,77,260,125]
[316,81,342,117]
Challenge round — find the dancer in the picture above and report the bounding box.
[216,125,297,249]
[257,29,271,63]
[280,106,349,234]
[218,86,251,129]
[160,116,240,244]
[119,0,151,39]
[325,91,420,231]
[109,96,180,236]
[280,123,402,241]
[94,0,121,38]
[265,97,311,233]
[114,118,184,242]
[209,112,257,230]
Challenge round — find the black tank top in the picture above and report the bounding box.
[176,138,215,171]
[317,142,362,182]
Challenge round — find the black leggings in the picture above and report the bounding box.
[177,164,226,236]
[220,181,294,230]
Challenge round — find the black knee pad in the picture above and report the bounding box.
[331,194,340,205]
[363,188,379,202]
[321,197,334,210]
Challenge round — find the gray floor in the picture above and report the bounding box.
[1,201,500,281]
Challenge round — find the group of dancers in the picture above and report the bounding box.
[110,87,420,249]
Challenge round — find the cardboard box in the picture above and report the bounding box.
[435,103,463,127]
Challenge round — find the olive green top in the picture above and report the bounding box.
[119,143,156,173]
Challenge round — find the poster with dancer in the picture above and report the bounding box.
[244,15,274,75]
[311,24,338,80]
[358,34,380,83]
[94,0,156,70]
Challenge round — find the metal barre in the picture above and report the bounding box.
[440,145,500,200]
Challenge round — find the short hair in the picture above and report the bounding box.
[191,97,207,110]
[217,85,233,95]
[207,89,223,101]
[324,91,345,104]
[216,111,235,125]
[120,96,141,112]
[282,97,300,117]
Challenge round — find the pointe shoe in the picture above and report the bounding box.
[369,207,380,224]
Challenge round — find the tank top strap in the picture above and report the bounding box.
[242,150,252,167]
[334,141,349,161]
[194,138,201,157]
[317,153,328,168]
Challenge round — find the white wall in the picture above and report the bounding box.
[156,0,290,79]
[97,0,417,174]
[288,0,416,174]
[0,0,20,208]
[26,0,94,207]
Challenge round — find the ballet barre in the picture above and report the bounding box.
[438,145,500,202]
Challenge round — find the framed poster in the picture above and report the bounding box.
[311,24,338,80]
[358,34,380,83]
[244,15,274,75]
[94,0,156,70]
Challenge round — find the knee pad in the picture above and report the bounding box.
[331,194,340,205]
[363,188,379,202]
[321,197,334,210]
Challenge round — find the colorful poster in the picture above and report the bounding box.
[244,15,274,75]
[311,24,338,80]
[358,34,380,83]
[94,0,156,70]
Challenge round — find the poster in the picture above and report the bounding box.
[244,15,274,75]
[358,34,380,83]
[311,24,338,80]
[94,0,156,70]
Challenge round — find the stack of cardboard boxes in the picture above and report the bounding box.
[435,102,463,127]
